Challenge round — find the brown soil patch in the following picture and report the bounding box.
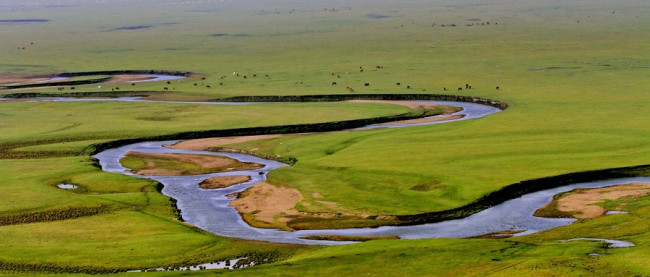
[199,175,251,189]
[231,182,398,230]
[123,151,263,175]
[167,135,281,151]
[0,74,56,85]
[108,74,156,83]
[347,99,439,110]
[377,114,464,125]
[230,182,303,227]
[536,183,650,219]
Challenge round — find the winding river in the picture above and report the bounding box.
[89,99,649,245]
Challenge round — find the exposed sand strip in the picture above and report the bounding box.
[0,74,58,85]
[377,114,464,125]
[168,135,281,151]
[346,99,440,110]
[109,74,156,83]
[536,183,650,219]
[199,176,251,189]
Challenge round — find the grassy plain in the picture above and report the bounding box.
[0,0,649,275]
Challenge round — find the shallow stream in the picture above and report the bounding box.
[91,99,647,245]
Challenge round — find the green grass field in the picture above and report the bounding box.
[1,0,649,275]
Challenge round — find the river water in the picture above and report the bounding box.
[91,99,648,245]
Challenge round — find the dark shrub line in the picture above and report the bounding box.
[0,250,285,274]
[0,205,112,226]
[86,93,508,155]
[395,164,650,225]
[86,110,435,155]
[156,182,184,222]
[1,77,112,89]
[0,69,193,90]
[57,70,192,78]
[2,91,156,98]
[216,93,509,109]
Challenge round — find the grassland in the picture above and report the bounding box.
[0,0,649,275]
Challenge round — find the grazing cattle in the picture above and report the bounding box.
[166,81,171,85]
[219,82,223,86]
[115,87,119,90]
[364,83,370,86]
[164,87,168,90]
[468,85,472,89]
[396,82,401,86]
[458,87,463,91]
[332,82,337,85]
[70,87,75,90]
[206,85,211,88]
[407,85,411,89]
[58,87,64,91]
[97,86,102,89]
[243,75,247,79]
[201,77,206,80]
[194,83,198,86]
[443,87,447,91]
[496,86,500,90]
[253,74,257,77]
[131,83,135,86]
[465,84,469,89]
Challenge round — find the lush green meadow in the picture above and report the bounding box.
[1,0,649,275]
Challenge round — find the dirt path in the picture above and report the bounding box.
[346,99,440,110]
[536,183,650,219]
[199,175,251,189]
[167,135,281,151]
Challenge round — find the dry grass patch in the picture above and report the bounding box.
[120,151,263,176]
